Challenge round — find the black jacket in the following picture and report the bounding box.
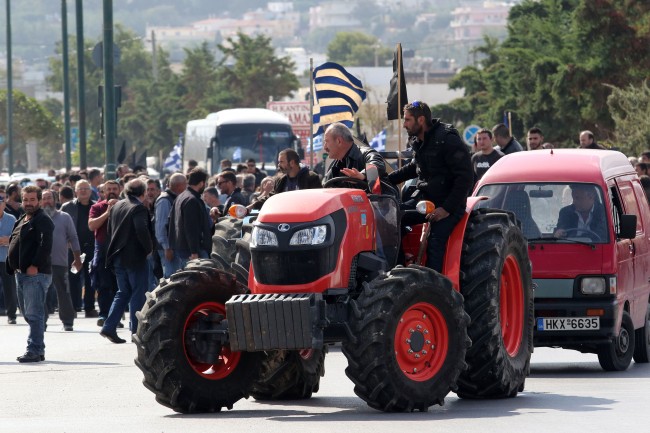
[388,119,473,215]
[323,142,388,184]
[168,187,212,255]
[6,208,54,275]
[556,204,608,241]
[251,167,322,210]
[106,195,153,269]
[61,198,97,255]
[223,187,248,210]
[501,137,524,155]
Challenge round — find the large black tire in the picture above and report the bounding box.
[232,223,253,286]
[211,217,243,271]
[342,265,470,412]
[633,303,650,363]
[250,348,327,400]
[456,209,533,399]
[598,310,635,371]
[133,260,262,413]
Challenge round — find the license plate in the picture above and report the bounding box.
[537,317,600,331]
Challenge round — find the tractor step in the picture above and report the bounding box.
[226,293,324,352]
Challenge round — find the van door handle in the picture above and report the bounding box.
[629,243,635,254]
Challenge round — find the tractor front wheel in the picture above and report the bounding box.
[133,260,262,413]
[342,265,470,412]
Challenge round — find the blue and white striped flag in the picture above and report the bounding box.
[369,129,387,151]
[163,134,182,172]
[232,147,242,162]
[312,134,324,152]
[312,62,366,137]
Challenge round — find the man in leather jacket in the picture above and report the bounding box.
[388,101,473,272]
[322,122,388,185]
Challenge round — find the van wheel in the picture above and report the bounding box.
[633,303,650,363]
[597,311,635,371]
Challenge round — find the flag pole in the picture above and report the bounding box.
[309,57,314,170]
[508,111,512,137]
[397,43,402,169]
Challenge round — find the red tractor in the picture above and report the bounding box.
[134,176,533,413]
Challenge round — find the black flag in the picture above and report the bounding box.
[117,140,126,164]
[386,43,408,120]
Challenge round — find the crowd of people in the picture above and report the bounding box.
[2,100,647,362]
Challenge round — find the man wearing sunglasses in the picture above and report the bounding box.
[388,101,473,272]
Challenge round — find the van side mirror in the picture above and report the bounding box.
[618,214,637,239]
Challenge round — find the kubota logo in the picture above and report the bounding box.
[278,223,290,232]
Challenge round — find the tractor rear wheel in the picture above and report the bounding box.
[133,260,262,413]
[457,209,533,399]
[211,217,243,271]
[251,348,327,400]
[342,265,470,412]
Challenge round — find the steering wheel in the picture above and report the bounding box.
[323,176,369,190]
[563,228,602,242]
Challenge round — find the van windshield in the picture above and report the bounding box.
[475,182,609,243]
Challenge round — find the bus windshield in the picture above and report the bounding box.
[215,123,294,169]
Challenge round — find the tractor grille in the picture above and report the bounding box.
[226,293,322,351]
[252,250,331,285]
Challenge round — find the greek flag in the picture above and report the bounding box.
[312,134,324,152]
[369,129,387,151]
[163,134,182,172]
[312,62,366,137]
[232,147,242,162]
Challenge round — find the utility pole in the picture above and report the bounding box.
[5,0,13,174]
[75,0,87,169]
[62,0,72,171]
[151,29,158,82]
[102,0,116,179]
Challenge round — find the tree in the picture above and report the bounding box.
[0,90,63,170]
[216,33,299,108]
[326,32,392,66]
[607,81,650,156]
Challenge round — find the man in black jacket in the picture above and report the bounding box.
[554,184,608,241]
[388,101,473,272]
[7,186,54,362]
[100,179,153,343]
[61,180,97,317]
[323,122,388,185]
[168,168,212,266]
[250,148,321,210]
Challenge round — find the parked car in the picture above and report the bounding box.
[474,149,650,371]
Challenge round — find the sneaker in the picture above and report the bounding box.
[8,318,16,325]
[63,324,73,332]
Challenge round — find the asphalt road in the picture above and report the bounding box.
[1,315,648,433]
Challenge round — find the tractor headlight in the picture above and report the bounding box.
[251,227,278,247]
[581,277,606,295]
[289,225,327,246]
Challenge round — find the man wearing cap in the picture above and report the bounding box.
[388,101,473,272]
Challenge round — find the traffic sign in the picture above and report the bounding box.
[463,124,481,146]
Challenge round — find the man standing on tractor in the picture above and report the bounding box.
[322,123,389,185]
[388,101,473,272]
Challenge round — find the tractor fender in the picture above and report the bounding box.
[442,196,487,291]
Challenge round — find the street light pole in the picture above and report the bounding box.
[61,0,72,171]
[102,0,116,179]
[5,0,13,174]
[75,0,87,169]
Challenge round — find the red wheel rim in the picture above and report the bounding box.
[500,255,524,357]
[299,349,314,360]
[183,302,241,380]
[394,302,449,381]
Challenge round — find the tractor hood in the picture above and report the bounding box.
[257,188,371,223]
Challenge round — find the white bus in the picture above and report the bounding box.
[183,108,301,174]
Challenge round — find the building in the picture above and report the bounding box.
[450,1,512,42]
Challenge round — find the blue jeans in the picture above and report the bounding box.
[16,273,52,355]
[102,257,148,334]
[158,250,183,279]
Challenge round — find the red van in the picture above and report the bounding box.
[474,149,650,371]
